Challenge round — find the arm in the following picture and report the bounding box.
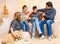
[10,20,17,34]
[10,27,14,34]
[45,10,56,19]
[10,20,16,35]
[10,20,21,39]
[10,27,19,39]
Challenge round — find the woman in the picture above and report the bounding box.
[9,12,24,39]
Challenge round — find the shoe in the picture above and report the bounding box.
[32,37,35,40]
[48,36,52,41]
[40,35,45,40]
[39,31,42,34]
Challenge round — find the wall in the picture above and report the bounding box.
[0,0,60,36]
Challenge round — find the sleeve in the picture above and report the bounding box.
[45,10,56,19]
[38,9,45,12]
[10,20,16,29]
[9,20,16,33]
[29,12,33,18]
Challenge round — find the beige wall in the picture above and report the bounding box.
[0,0,60,36]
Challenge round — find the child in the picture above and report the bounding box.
[30,6,42,39]
[21,5,30,32]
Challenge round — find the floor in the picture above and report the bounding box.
[14,31,60,44]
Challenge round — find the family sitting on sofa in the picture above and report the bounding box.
[1,1,56,44]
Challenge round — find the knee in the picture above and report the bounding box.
[39,21,43,25]
[32,22,35,26]
[46,20,51,24]
[21,23,24,25]
[21,23,24,26]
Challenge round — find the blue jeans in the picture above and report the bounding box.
[23,21,30,32]
[19,22,25,31]
[32,17,42,37]
[39,20,54,36]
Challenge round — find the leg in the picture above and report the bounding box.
[39,20,46,39]
[32,22,36,39]
[39,20,46,35]
[19,22,25,31]
[35,18,42,34]
[46,20,54,40]
[23,21,30,32]
[46,20,54,36]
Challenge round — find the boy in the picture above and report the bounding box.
[21,5,30,32]
[30,6,42,39]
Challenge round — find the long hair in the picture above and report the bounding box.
[14,12,22,21]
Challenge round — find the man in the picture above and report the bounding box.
[30,6,42,39]
[21,5,30,32]
[39,1,56,40]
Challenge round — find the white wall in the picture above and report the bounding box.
[0,0,60,36]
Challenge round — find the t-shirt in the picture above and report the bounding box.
[21,12,27,21]
[9,20,20,33]
[30,12,42,21]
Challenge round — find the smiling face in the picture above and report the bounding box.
[22,5,28,13]
[14,12,21,21]
[46,5,52,9]
[46,1,53,10]
[33,6,37,13]
[33,8,37,13]
[23,7,28,13]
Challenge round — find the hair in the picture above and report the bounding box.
[46,1,53,7]
[14,12,21,21]
[22,5,27,9]
[32,6,37,10]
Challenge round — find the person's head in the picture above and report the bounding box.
[14,12,21,21]
[46,1,53,9]
[32,6,37,13]
[22,5,28,13]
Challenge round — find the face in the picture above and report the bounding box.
[46,5,52,9]
[17,13,21,20]
[14,13,20,20]
[23,7,28,13]
[33,8,37,13]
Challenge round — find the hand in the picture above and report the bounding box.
[42,13,45,16]
[12,32,20,39]
[41,17,45,21]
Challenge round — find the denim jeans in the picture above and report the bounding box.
[39,20,54,36]
[23,21,30,32]
[19,22,25,31]
[32,17,42,37]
